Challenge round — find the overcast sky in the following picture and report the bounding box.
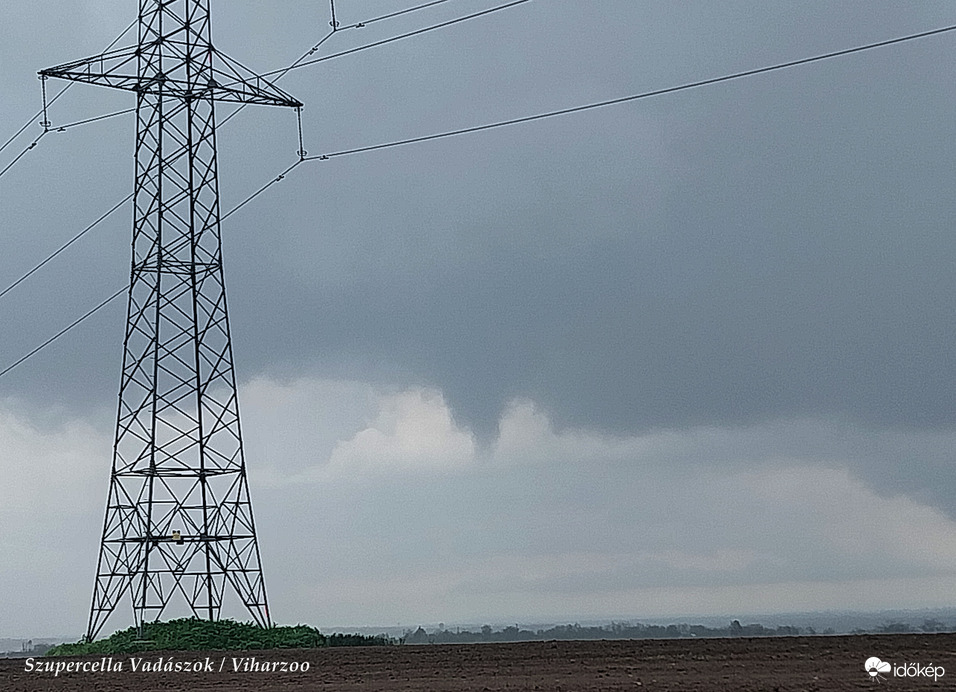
[2,0,956,638]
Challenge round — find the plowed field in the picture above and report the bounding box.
[3,633,954,691]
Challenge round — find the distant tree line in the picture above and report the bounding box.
[857,619,951,635]
[401,618,954,644]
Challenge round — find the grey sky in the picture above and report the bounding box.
[2,1,956,636]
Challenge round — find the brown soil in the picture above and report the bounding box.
[2,634,955,691]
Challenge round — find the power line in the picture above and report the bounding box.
[0,131,47,179]
[54,107,136,132]
[0,112,46,159]
[302,22,956,162]
[342,0,457,28]
[0,288,126,380]
[0,195,132,302]
[222,161,304,222]
[260,0,532,77]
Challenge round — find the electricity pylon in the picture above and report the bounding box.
[40,1,301,641]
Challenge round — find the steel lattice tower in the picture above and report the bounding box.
[40,1,301,641]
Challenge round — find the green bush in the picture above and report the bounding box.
[47,618,389,656]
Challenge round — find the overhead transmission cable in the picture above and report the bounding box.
[303,22,956,161]
[348,0,457,27]
[0,195,133,302]
[0,134,47,179]
[3,19,955,380]
[222,161,304,222]
[260,0,531,78]
[272,0,461,72]
[0,288,126,380]
[53,107,137,132]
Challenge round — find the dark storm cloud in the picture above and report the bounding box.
[2,1,955,438]
[221,0,956,438]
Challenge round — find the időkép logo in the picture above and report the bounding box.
[865,656,944,683]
